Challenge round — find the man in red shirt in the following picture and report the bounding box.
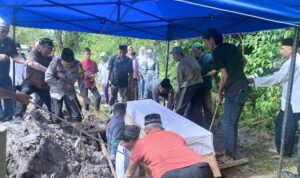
[125,113,213,178]
[81,47,101,111]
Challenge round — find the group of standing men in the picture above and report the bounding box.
[173,28,300,164]
[169,28,248,161]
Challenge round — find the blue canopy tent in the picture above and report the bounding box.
[0,0,299,40]
[1,1,300,177]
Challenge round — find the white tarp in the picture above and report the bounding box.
[126,99,215,155]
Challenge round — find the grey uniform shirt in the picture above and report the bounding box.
[45,58,84,100]
[176,56,203,92]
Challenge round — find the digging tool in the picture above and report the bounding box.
[98,133,117,178]
[30,101,97,139]
[30,101,118,176]
[73,100,87,156]
[209,104,219,132]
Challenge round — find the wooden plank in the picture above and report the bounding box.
[219,158,249,170]
[0,126,7,178]
[203,153,222,177]
[97,133,117,178]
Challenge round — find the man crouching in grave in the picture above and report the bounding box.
[45,48,88,131]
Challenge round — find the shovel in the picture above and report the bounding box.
[209,104,219,132]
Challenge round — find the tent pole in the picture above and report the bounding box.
[165,41,170,78]
[12,8,17,90]
[163,41,170,106]
[276,26,300,178]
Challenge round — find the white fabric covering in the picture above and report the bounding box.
[126,99,215,155]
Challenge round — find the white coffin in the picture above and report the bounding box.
[126,99,215,155]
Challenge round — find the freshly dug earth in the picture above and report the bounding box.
[1,109,112,178]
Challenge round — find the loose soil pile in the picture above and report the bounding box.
[1,109,112,178]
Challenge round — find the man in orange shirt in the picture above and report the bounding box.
[125,113,213,178]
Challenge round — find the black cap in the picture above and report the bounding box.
[281,38,294,47]
[39,38,54,47]
[113,103,126,113]
[144,113,162,126]
[160,78,171,89]
[61,48,75,62]
[119,45,127,50]
[123,125,140,141]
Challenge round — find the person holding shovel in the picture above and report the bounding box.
[202,28,249,161]
[14,38,55,121]
[45,48,87,130]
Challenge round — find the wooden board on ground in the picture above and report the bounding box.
[219,158,249,170]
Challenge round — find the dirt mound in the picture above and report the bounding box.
[1,109,112,178]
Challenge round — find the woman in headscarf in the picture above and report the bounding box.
[143,49,159,98]
[137,47,146,98]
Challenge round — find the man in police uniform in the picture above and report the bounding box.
[45,48,86,129]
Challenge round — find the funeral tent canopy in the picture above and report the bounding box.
[0,0,300,41]
[1,1,300,177]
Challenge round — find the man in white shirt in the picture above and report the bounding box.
[116,125,140,178]
[249,38,300,156]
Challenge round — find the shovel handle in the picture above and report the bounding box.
[209,104,219,132]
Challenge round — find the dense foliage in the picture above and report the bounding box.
[12,27,295,133]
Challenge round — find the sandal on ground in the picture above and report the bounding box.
[215,151,225,158]
[217,155,235,164]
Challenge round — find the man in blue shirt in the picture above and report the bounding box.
[106,103,126,164]
[192,42,213,128]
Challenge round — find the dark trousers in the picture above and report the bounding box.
[176,83,203,126]
[222,94,245,157]
[32,93,44,110]
[199,90,213,127]
[275,110,300,156]
[162,163,213,178]
[109,85,128,106]
[15,83,52,117]
[82,87,101,111]
[51,96,82,123]
[0,76,14,121]
[101,84,109,104]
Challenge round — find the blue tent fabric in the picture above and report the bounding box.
[0,0,299,41]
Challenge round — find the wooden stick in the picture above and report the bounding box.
[97,133,117,178]
[209,104,219,131]
[219,158,249,170]
[0,126,7,178]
